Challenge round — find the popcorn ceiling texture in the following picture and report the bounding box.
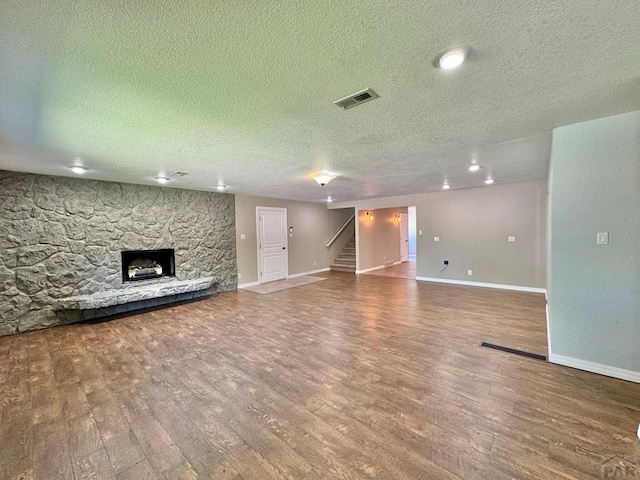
[2,2,639,201]
[0,170,237,336]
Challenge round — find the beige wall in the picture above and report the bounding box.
[357,207,407,271]
[416,181,546,287]
[235,196,351,284]
[331,180,547,288]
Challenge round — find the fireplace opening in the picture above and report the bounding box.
[121,249,175,283]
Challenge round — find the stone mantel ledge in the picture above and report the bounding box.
[55,277,216,310]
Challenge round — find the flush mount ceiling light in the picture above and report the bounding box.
[326,196,333,203]
[468,164,480,172]
[216,184,226,191]
[434,47,468,70]
[69,165,87,174]
[311,170,337,186]
[485,177,495,185]
[442,182,451,190]
[156,176,170,184]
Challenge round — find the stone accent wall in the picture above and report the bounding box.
[0,170,237,336]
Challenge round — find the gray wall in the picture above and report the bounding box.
[331,180,547,288]
[357,207,407,271]
[548,110,640,373]
[235,195,348,284]
[0,171,237,336]
[416,181,547,287]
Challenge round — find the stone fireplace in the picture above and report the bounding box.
[0,170,238,336]
[121,248,175,282]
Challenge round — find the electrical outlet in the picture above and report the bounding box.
[240,233,246,240]
[434,236,440,242]
[419,230,423,235]
[508,236,516,242]
[313,261,316,266]
[444,260,449,265]
[468,269,473,276]
[238,273,242,279]
[597,232,609,245]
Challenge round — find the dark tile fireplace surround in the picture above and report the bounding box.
[0,171,237,336]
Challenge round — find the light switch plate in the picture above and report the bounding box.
[434,236,440,242]
[467,270,473,276]
[597,232,609,245]
[240,233,246,240]
[418,230,423,235]
[508,236,516,242]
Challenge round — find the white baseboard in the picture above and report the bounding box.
[356,265,386,274]
[288,267,330,279]
[415,276,546,294]
[549,353,640,384]
[237,281,260,289]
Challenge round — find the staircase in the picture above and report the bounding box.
[330,236,356,273]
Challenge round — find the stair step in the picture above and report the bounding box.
[332,260,355,266]
[331,235,356,273]
[330,264,356,273]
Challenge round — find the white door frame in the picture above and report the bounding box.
[256,206,288,284]
[399,213,409,262]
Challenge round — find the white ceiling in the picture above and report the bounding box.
[1,1,638,202]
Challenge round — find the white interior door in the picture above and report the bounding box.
[399,213,409,262]
[257,207,288,283]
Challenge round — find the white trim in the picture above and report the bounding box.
[237,281,260,289]
[356,265,386,274]
[287,267,330,279]
[415,276,546,294]
[549,353,640,384]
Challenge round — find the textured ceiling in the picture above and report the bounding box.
[1,1,638,202]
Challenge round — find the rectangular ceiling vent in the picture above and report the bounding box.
[171,171,188,177]
[334,88,379,110]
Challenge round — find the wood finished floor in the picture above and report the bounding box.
[2,272,639,479]
[362,261,416,280]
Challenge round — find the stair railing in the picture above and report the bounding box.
[326,213,355,248]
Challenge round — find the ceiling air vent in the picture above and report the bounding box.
[334,88,379,110]
[171,171,188,177]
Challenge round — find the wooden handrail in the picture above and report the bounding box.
[326,213,355,248]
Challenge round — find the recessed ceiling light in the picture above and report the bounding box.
[485,177,495,185]
[468,164,480,172]
[70,166,87,174]
[326,196,333,203]
[435,48,467,70]
[442,183,451,190]
[156,176,170,184]
[216,184,226,191]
